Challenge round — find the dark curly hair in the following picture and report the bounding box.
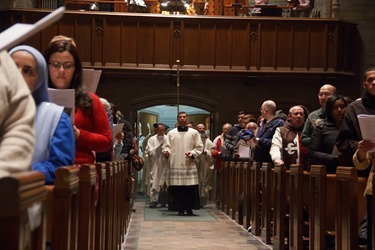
[44,37,92,111]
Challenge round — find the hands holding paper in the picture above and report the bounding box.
[357,139,375,161]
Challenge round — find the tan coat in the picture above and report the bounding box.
[0,51,35,178]
[353,150,373,196]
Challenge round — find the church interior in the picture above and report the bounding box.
[1,0,375,249]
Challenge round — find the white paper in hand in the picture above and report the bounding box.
[357,114,375,152]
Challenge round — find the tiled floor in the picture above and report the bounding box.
[122,201,271,250]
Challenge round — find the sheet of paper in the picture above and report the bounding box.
[357,114,375,152]
[48,88,75,123]
[238,144,250,158]
[0,7,65,51]
[112,123,124,143]
[82,69,102,93]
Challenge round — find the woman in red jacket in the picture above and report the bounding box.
[44,36,112,164]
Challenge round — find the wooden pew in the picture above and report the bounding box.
[242,161,252,230]
[273,164,289,250]
[221,161,230,214]
[0,171,47,250]
[112,161,121,249]
[95,162,107,250]
[289,164,310,250]
[50,166,79,250]
[105,161,115,250]
[229,161,236,219]
[235,161,244,225]
[309,165,336,249]
[250,161,261,236]
[335,166,367,250]
[121,160,131,239]
[237,160,253,227]
[77,164,97,250]
[260,162,273,244]
[116,161,124,243]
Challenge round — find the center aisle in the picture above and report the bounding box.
[122,201,271,249]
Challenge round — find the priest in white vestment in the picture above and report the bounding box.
[196,124,213,207]
[145,123,169,208]
[162,111,203,216]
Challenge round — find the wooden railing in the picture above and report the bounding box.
[2,8,358,78]
[220,160,370,249]
[0,160,132,250]
[0,171,47,250]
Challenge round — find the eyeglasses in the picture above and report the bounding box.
[49,61,75,71]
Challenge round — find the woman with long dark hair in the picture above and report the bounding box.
[44,36,112,164]
[308,94,348,173]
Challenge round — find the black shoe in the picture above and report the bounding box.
[149,201,157,208]
[178,210,184,216]
[186,209,193,216]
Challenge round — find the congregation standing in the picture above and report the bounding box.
[1,30,375,248]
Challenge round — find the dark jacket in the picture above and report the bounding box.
[224,124,242,155]
[254,116,285,163]
[336,92,375,168]
[308,120,339,173]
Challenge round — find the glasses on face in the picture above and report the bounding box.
[49,61,75,71]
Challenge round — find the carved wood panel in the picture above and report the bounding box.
[2,9,359,77]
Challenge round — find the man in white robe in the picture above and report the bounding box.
[142,123,158,196]
[145,123,168,208]
[162,111,203,215]
[196,124,213,207]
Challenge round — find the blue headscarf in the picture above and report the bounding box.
[9,45,49,105]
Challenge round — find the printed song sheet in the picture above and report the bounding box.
[357,114,375,152]
[238,144,251,158]
[48,88,75,123]
[82,69,102,93]
[112,123,124,143]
